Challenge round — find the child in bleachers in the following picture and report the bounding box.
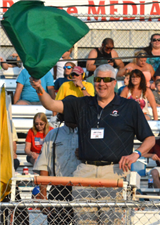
[118,72,130,95]
[25,113,53,165]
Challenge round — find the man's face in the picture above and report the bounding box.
[102,43,114,55]
[156,83,160,92]
[71,73,83,81]
[94,70,116,100]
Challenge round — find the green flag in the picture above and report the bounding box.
[2,1,89,79]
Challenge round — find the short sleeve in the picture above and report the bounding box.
[55,83,65,100]
[45,71,54,86]
[26,129,32,143]
[33,130,55,175]
[16,69,27,85]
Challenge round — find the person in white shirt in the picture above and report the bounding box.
[53,47,77,80]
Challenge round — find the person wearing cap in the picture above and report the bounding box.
[55,66,94,100]
[33,112,80,224]
[30,64,155,224]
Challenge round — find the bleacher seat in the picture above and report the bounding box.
[0,78,17,92]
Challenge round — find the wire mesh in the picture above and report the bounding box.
[0,3,160,63]
[1,176,160,225]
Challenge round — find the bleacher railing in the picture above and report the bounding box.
[1,2,160,60]
[1,175,160,224]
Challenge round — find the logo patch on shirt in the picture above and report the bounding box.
[35,137,44,146]
[110,110,119,117]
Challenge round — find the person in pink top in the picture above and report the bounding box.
[120,69,158,121]
[117,50,155,88]
[25,112,53,165]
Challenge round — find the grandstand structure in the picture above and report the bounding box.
[1,1,160,224]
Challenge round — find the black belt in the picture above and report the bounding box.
[81,160,118,166]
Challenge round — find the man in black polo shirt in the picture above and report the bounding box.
[30,64,155,224]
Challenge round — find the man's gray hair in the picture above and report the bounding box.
[94,64,117,79]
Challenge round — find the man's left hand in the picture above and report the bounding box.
[119,152,139,172]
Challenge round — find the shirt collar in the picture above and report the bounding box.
[63,124,77,134]
[89,94,121,107]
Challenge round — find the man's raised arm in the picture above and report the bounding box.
[30,77,63,113]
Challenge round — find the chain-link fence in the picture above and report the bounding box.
[1,175,160,225]
[0,2,160,62]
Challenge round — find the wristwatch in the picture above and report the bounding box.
[81,86,86,91]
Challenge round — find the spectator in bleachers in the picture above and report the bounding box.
[33,113,80,224]
[12,122,20,171]
[86,37,124,77]
[53,47,77,80]
[117,50,155,88]
[14,68,55,105]
[0,53,21,78]
[143,33,160,71]
[118,72,131,95]
[144,138,160,188]
[54,61,76,91]
[55,66,94,100]
[25,112,53,165]
[152,79,160,106]
[120,69,158,120]
[0,53,21,70]
[154,64,160,83]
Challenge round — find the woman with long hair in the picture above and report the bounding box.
[143,33,160,71]
[120,69,158,121]
[117,50,155,88]
[25,112,53,165]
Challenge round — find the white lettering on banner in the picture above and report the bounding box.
[1,0,160,21]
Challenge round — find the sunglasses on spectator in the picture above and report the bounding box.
[70,73,80,77]
[35,122,45,126]
[94,77,115,83]
[137,53,147,57]
[152,38,160,42]
[105,47,114,50]
[63,66,73,69]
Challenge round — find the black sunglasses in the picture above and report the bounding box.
[63,66,73,69]
[94,77,115,83]
[152,38,160,42]
[71,73,80,77]
[105,47,114,50]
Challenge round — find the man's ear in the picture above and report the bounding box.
[113,79,117,87]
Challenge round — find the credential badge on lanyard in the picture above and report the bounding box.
[90,109,104,139]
